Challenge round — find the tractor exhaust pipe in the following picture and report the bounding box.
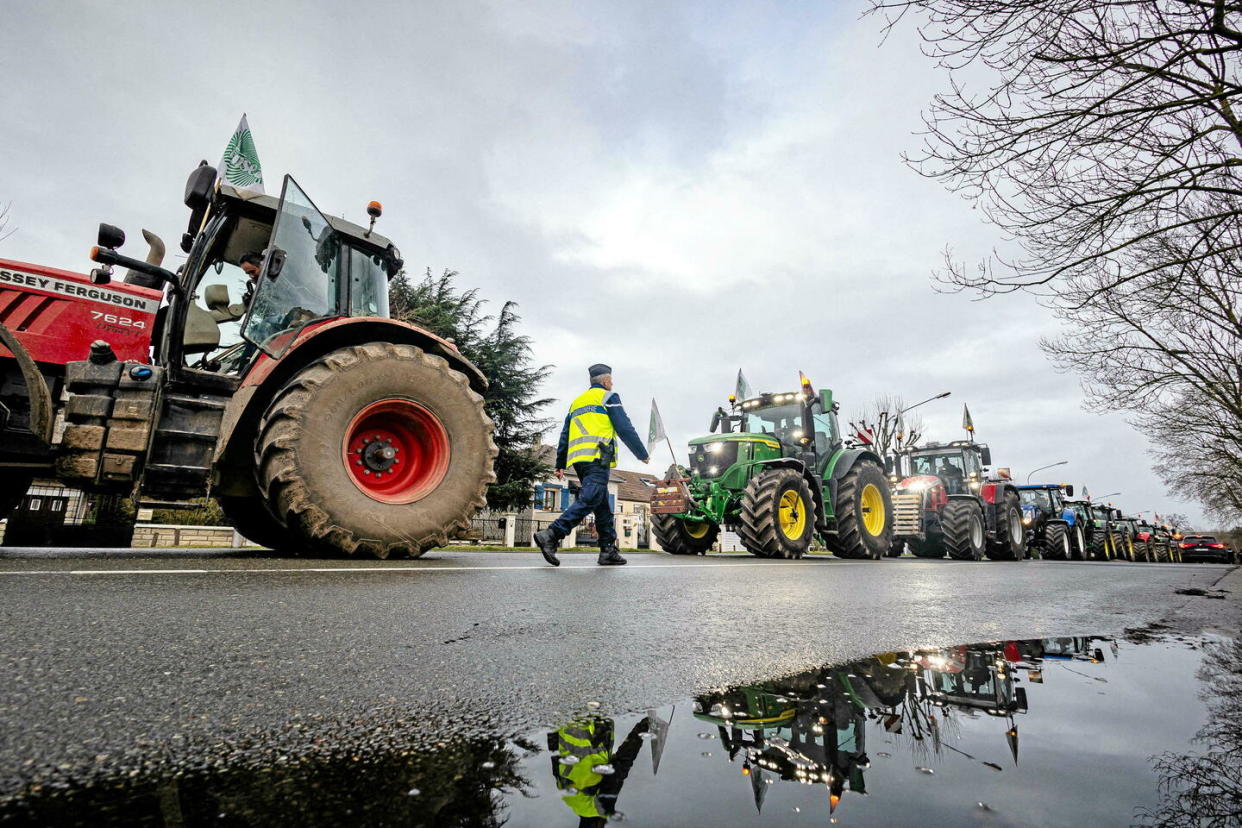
[121,229,167,288]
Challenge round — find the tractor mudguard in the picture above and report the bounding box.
[824,448,885,481]
[0,322,53,445]
[750,457,827,529]
[212,317,488,496]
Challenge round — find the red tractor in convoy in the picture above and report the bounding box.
[0,164,496,557]
[888,440,1025,560]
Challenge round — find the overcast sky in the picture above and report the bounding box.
[0,0,1204,525]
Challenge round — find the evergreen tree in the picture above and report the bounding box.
[390,268,554,511]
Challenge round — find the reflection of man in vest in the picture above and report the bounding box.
[536,363,650,566]
[548,714,650,827]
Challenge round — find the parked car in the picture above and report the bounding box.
[1177,535,1234,564]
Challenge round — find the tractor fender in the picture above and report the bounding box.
[750,457,827,529]
[212,318,488,496]
[0,322,53,445]
[822,448,884,520]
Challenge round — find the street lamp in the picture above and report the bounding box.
[1098,491,1120,500]
[1026,460,1068,483]
[900,391,951,415]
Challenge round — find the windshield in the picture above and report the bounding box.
[1020,489,1053,511]
[348,245,389,317]
[741,403,834,453]
[912,451,966,479]
[243,177,342,357]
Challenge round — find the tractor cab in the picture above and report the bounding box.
[918,645,1028,719]
[1016,483,1071,518]
[692,386,839,479]
[895,440,991,495]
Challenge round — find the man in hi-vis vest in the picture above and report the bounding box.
[535,363,650,566]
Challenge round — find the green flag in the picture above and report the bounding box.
[647,398,666,456]
[218,114,264,193]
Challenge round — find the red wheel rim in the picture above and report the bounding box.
[342,398,451,504]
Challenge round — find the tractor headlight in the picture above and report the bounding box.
[706,442,725,454]
[907,480,929,491]
[708,465,718,475]
[1023,516,1033,526]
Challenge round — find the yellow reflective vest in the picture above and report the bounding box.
[564,387,618,467]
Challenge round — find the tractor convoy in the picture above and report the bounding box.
[0,162,496,558]
[649,381,1200,563]
[0,162,1210,563]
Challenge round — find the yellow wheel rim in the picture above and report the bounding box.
[861,483,885,536]
[684,520,709,539]
[778,489,806,540]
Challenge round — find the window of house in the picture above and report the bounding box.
[543,488,559,511]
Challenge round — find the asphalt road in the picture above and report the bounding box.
[0,549,1236,799]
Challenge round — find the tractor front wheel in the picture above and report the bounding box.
[216,495,289,550]
[652,514,718,556]
[738,469,815,559]
[826,461,892,559]
[986,492,1024,561]
[256,343,496,559]
[942,500,986,561]
[1086,530,1109,561]
[1070,525,1087,560]
[1043,522,1072,560]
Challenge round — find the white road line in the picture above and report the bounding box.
[0,560,978,577]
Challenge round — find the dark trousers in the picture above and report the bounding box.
[549,462,616,546]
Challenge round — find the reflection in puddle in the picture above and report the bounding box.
[2,635,1235,826]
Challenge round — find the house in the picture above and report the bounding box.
[611,469,658,549]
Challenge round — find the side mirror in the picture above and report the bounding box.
[184,162,216,211]
[980,446,992,466]
[97,223,125,249]
[709,409,721,433]
[1062,484,1074,497]
[265,247,287,280]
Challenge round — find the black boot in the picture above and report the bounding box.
[597,544,627,566]
[534,529,561,566]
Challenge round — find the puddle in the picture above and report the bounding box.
[3,634,1237,826]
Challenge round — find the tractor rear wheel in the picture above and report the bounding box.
[256,343,496,559]
[652,514,718,555]
[942,500,986,560]
[0,473,33,519]
[216,495,289,550]
[1113,532,1131,561]
[738,469,814,559]
[1043,522,1072,560]
[907,535,945,558]
[827,461,893,559]
[986,492,1024,560]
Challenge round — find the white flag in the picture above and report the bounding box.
[735,369,752,401]
[218,114,264,194]
[647,398,666,455]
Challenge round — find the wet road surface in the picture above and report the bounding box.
[0,550,1236,824]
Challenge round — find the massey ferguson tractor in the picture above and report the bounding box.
[649,376,894,559]
[0,164,496,557]
[888,440,1025,561]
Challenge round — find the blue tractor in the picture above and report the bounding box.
[1014,484,1082,560]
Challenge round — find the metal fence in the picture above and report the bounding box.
[467,515,509,545]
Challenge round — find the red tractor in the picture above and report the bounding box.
[888,440,1025,560]
[0,164,496,557]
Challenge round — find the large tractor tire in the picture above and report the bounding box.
[652,513,718,555]
[986,491,1024,561]
[1136,538,1153,562]
[216,495,289,551]
[907,535,945,558]
[827,461,893,559]
[256,343,496,559]
[1111,532,1131,561]
[942,500,986,561]
[1086,530,1110,561]
[0,473,33,519]
[1042,522,1072,560]
[738,468,815,559]
[1068,524,1087,560]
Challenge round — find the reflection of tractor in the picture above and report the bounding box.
[889,441,1025,560]
[1015,484,1077,559]
[916,644,1029,720]
[0,165,496,557]
[650,376,893,559]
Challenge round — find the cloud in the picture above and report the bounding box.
[0,0,1205,525]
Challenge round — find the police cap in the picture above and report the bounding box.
[588,363,612,379]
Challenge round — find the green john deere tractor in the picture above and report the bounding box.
[650,378,893,559]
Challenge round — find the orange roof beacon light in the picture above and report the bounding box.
[364,201,383,238]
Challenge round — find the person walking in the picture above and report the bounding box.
[535,364,649,566]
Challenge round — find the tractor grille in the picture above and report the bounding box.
[892,492,924,536]
[688,441,739,479]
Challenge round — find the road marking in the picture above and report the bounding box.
[0,560,982,577]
